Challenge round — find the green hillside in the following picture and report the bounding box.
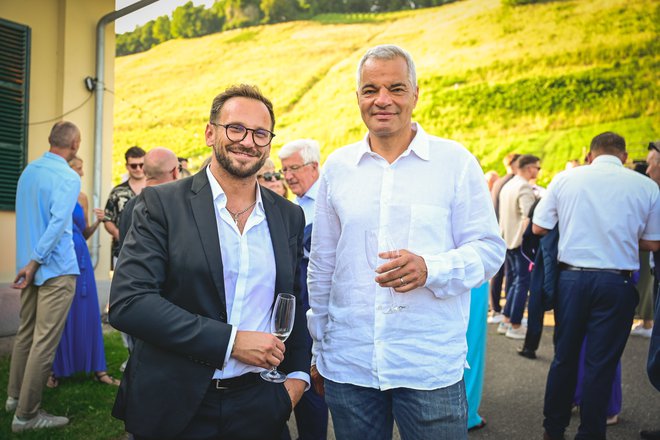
[113,0,659,185]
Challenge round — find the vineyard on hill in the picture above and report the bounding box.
[113,0,659,185]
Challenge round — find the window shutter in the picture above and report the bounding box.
[0,18,30,211]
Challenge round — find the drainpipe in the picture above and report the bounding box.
[91,0,158,267]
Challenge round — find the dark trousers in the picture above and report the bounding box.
[502,248,530,324]
[281,385,328,440]
[543,270,638,440]
[136,378,293,440]
[489,260,509,313]
[522,282,545,351]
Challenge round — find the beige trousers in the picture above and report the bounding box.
[7,275,76,418]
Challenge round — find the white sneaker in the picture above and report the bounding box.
[505,325,527,340]
[630,324,653,338]
[497,322,510,335]
[5,396,17,412]
[487,312,504,324]
[11,409,69,433]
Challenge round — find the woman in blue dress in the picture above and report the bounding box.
[49,156,119,387]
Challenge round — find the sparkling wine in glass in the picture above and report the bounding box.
[364,230,406,314]
[260,293,296,383]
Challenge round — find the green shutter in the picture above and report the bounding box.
[0,18,30,211]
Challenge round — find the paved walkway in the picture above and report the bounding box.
[289,321,659,439]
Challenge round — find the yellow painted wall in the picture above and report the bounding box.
[0,0,116,283]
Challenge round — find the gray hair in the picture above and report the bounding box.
[278,139,321,164]
[48,121,80,148]
[356,44,417,90]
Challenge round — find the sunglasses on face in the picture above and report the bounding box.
[128,163,144,170]
[258,171,282,182]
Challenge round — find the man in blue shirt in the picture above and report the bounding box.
[6,121,81,433]
[278,139,327,440]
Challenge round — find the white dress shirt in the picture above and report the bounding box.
[206,168,309,385]
[533,155,660,270]
[307,124,505,391]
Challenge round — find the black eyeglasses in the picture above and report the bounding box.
[128,163,144,170]
[649,142,659,153]
[258,171,282,182]
[210,122,275,147]
[280,162,313,174]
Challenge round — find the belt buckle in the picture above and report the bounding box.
[214,380,229,390]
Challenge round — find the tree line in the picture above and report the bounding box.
[116,0,459,56]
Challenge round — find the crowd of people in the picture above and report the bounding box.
[5,44,660,440]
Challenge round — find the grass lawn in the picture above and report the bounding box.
[0,330,128,439]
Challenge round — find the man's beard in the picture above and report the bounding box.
[214,142,267,178]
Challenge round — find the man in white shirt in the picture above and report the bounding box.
[533,132,660,440]
[497,154,541,340]
[109,85,309,439]
[278,139,328,439]
[307,44,506,440]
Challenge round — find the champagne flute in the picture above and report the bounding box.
[260,293,296,383]
[365,230,407,314]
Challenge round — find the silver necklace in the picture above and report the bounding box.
[226,201,257,225]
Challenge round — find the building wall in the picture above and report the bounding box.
[0,0,116,283]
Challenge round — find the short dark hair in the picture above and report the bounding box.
[48,121,80,148]
[649,141,659,153]
[590,132,626,155]
[504,153,521,167]
[517,154,541,169]
[209,84,275,130]
[125,146,146,162]
[177,157,188,162]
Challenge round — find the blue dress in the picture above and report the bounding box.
[52,202,107,377]
[465,281,488,429]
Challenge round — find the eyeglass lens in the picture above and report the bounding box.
[129,163,143,169]
[214,123,274,147]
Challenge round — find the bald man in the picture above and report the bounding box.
[118,147,180,253]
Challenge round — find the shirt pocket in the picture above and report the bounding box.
[409,204,450,253]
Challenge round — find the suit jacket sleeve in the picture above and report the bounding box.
[274,198,310,376]
[109,186,233,368]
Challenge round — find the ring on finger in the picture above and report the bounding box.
[400,277,405,286]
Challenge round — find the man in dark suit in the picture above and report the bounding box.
[109,84,309,440]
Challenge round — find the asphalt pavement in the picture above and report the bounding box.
[288,320,660,439]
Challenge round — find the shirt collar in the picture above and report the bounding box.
[298,178,320,202]
[205,165,264,212]
[591,154,624,167]
[44,151,68,164]
[354,122,430,166]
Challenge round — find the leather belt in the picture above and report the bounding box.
[558,263,632,278]
[211,373,260,391]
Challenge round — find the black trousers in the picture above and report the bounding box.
[136,378,293,440]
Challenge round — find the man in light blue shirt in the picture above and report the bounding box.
[6,121,81,433]
[278,139,327,440]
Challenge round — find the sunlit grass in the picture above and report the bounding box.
[0,331,127,439]
[113,0,659,184]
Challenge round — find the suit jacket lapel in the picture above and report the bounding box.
[262,187,289,301]
[190,171,227,317]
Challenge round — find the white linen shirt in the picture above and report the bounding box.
[206,168,309,386]
[307,124,506,391]
[533,155,660,270]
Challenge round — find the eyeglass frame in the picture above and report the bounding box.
[127,162,144,170]
[649,142,659,153]
[280,162,314,174]
[257,171,282,182]
[209,122,275,147]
